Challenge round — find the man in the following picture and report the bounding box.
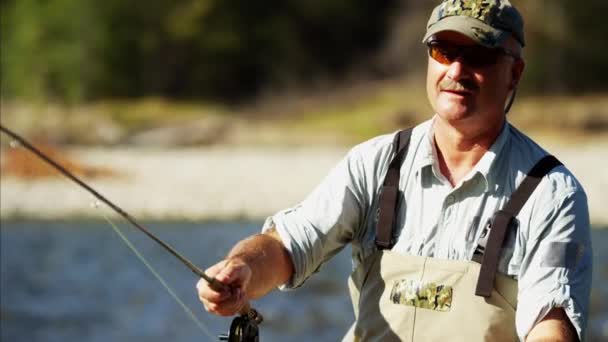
[197,1,592,341]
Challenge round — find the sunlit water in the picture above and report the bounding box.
[1,221,606,341]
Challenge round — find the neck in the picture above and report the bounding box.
[433,116,504,186]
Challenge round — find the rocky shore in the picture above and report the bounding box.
[1,142,607,225]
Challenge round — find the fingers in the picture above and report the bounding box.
[214,260,248,286]
[197,277,230,302]
[196,258,251,317]
[202,286,246,316]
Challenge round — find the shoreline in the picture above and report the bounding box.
[0,146,347,222]
[1,143,607,225]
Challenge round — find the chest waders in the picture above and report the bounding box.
[344,129,562,342]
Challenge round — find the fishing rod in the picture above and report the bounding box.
[0,124,262,342]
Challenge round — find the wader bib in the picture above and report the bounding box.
[344,129,562,342]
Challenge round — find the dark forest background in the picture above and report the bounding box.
[2,0,607,104]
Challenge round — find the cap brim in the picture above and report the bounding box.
[422,16,509,48]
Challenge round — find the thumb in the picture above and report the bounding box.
[214,258,251,289]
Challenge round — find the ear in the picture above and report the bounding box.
[509,58,525,90]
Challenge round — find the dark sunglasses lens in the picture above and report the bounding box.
[428,44,455,65]
[462,47,499,67]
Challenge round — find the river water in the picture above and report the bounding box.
[1,220,607,341]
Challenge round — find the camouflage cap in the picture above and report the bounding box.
[422,0,525,48]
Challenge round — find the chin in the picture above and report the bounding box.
[436,94,475,116]
[436,104,474,122]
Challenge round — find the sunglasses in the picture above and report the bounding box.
[426,40,519,68]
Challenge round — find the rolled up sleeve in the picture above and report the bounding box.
[262,145,371,289]
[516,188,592,341]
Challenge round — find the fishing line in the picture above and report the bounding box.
[95,207,216,340]
[0,124,263,341]
[0,125,214,283]
[1,123,263,341]
[2,131,217,340]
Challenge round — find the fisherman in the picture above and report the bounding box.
[197,1,592,341]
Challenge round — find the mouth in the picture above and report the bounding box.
[441,89,473,97]
[438,78,478,97]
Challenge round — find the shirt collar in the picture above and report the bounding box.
[411,118,443,187]
[471,122,509,192]
[412,119,436,176]
[414,116,510,191]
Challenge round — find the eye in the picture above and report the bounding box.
[440,47,458,59]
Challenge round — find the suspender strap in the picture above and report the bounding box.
[475,155,563,297]
[375,128,413,250]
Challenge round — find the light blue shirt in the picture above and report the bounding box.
[263,118,592,340]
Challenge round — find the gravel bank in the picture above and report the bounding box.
[1,143,607,225]
[0,147,346,221]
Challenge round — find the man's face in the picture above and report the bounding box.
[426,31,524,129]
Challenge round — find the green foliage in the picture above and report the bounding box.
[1,0,607,103]
[560,1,608,93]
[517,0,608,94]
[1,0,105,102]
[1,0,396,102]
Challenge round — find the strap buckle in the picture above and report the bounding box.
[472,217,492,263]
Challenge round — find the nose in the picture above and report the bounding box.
[445,57,468,81]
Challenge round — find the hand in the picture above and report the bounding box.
[196,257,252,316]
